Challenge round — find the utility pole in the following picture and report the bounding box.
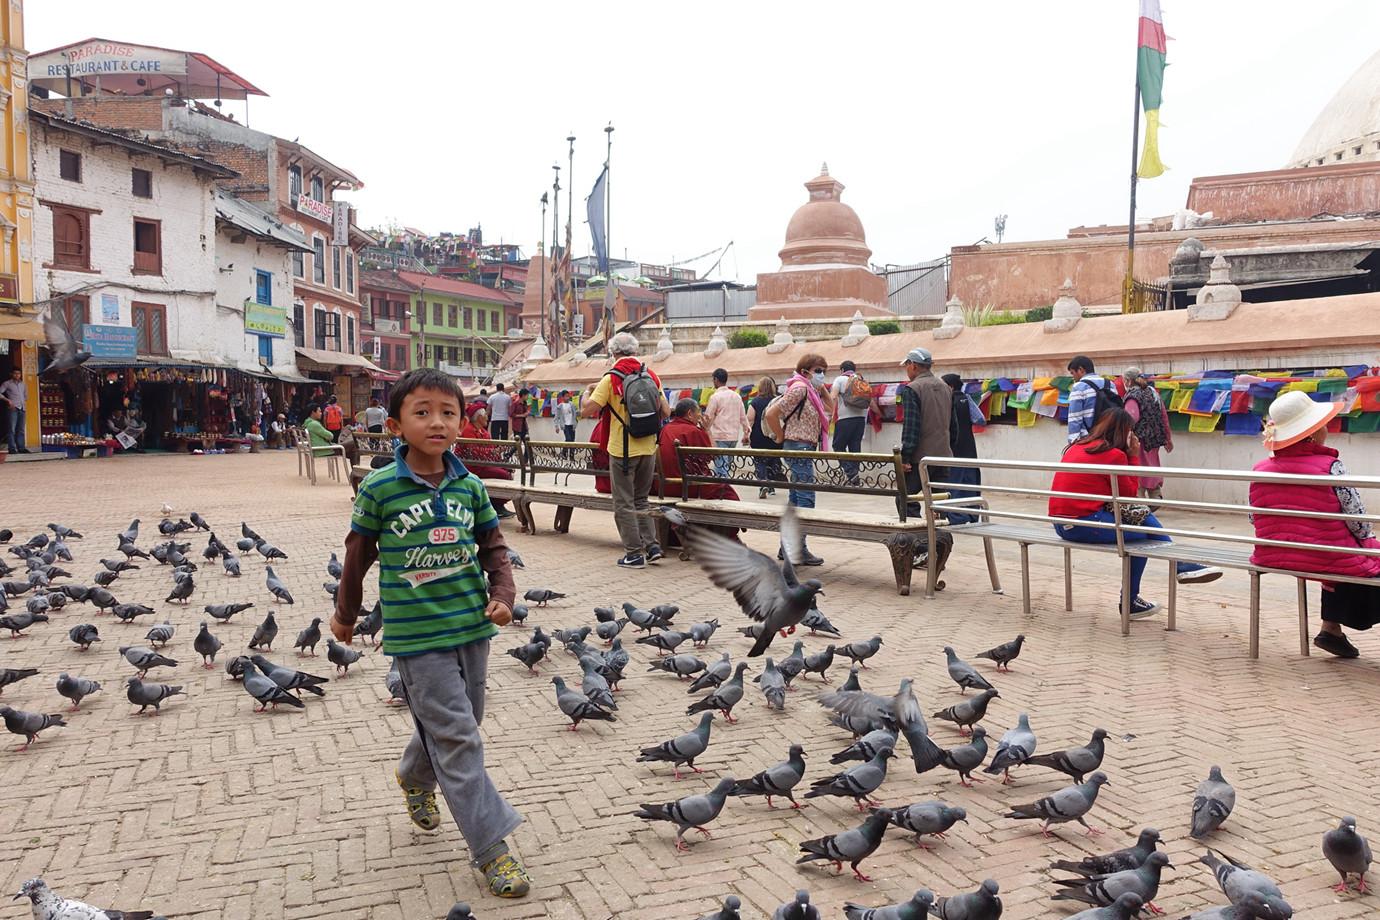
[540,191,548,345]
[551,163,561,356]
[566,133,575,350]
[604,123,614,339]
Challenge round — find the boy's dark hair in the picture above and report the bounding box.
[306,403,321,416]
[1067,355,1095,374]
[388,368,466,419]
[495,382,505,392]
[840,360,856,373]
[712,368,728,384]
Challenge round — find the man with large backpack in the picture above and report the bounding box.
[1065,355,1122,444]
[581,332,671,568]
[322,395,345,443]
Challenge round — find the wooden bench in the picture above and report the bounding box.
[672,443,1000,597]
[512,439,674,536]
[920,456,1380,658]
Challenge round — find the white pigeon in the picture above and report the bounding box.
[159,503,173,517]
[13,877,159,920]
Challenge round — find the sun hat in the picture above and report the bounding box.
[901,347,934,366]
[1263,390,1339,452]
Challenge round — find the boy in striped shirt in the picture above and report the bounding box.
[331,368,530,898]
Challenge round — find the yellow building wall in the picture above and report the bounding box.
[0,2,36,447]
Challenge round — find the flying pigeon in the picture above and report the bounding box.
[1005,771,1109,836]
[265,566,293,604]
[838,635,884,668]
[933,689,999,737]
[1322,815,1372,893]
[1190,765,1236,839]
[326,638,363,675]
[250,655,328,697]
[819,678,944,774]
[294,617,323,657]
[1027,728,1109,784]
[125,676,184,716]
[551,675,615,730]
[773,891,821,920]
[845,890,935,920]
[972,634,1025,672]
[1051,828,1164,877]
[41,303,92,373]
[118,646,177,677]
[930,879,1002,920]
[248,612,278,651]
[797,807,893,882]
[13,877,158,920]
[982,713,1037,783]
[687,662,749,722]
[193,622,223,668]
[633,776,736,851]
[681,503,823,657]
[884,801,968,848]
[1052,850,1173,914]
[638,712,714,777]
[240,660,306,712]
[729,743,807,808]
[55,673,100,711]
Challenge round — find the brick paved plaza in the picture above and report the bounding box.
[0,450,1375,919]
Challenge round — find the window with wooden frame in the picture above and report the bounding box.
[131,302,167,355]
[133,219,161,274]
[463,307,472,330]
[59,150,81,182]
[49,205,92,270]
[292,250,304,279]
[325,312,340,350]
[346,315,356,355]
[448,304,458,327]
[346,252,355,294]
[331,246,341,289]
[449,346,459,365]
[293,302,305,347]
[311,176,324,203]
[463,346,472,365]
[432,302,442,327]
[62,296,88,344]
[288,165,302,207]
[477,309,486,332]
[314,307,327,350]
[313,237,326,284]
[132,168,152,198]
[393,344,406,370]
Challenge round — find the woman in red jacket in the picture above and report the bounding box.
[1251,391,1380,658]
[1050,408,1221,619]
[453,403,516,518]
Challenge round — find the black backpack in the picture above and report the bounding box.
[1088,378,1124,428]
[608,364,662,468]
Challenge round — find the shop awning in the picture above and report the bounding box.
[270,368,316,384]
[294,346,387,373]
[367,368,401,382]
[0,315,46,343]
[84,355,232,371]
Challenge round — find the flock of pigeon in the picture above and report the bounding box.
[497,506,1371,920]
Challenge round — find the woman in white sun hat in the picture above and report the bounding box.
[1250,390,1380,658]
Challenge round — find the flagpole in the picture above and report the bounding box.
[567,133,575,350]
[1124,75,1141,315]
[604,123,615,350]
[539,191,548,347]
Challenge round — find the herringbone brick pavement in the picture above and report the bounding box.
[0,451,1374,919]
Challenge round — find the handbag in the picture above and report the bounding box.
[1104,501,1152,526]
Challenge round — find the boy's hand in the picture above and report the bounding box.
[485,600,512,627]
[329,611,355,644]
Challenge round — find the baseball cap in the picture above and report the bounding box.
[901,347,934,366]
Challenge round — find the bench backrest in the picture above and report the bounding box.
[451,437,523,475]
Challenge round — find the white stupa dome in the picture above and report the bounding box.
[1289,49,1380,167]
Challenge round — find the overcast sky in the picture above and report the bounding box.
[26,1,1380,291]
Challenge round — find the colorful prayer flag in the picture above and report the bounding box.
[1137,0,1167,178]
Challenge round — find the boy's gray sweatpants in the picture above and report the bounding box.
[395,641,524,864]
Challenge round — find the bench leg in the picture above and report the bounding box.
[1248,572,1261,659]
[553,505,574,534]
[1063,547,1072,612]
[1297,579,1309,657]
[888,534,919,597]
[515,499,536,535]
[1119,557,1132,636]
[1166,564,1178,632]
[982,538,1003,594]
[1019,543,1032,617]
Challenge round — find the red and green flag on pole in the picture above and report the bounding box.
[1137,0,1167,178]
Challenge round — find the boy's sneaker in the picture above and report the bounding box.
[617,553,646,568]
[481,853,531,898]
[1314,630,1360,659]
[396,769,439,831]
[646,545,664,563]
[1176,563,1223,585]
[1127,596,1161,620]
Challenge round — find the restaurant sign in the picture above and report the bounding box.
[297,195,333,223]
[84,323,137,358]
[245,301,287,338]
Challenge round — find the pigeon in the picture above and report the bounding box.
[326,638,363,675]
[820,678,944,774]
[845,890,935,920]
[248,612,279,651]
[506,548,524,569]
[648,653,707,680]
[240,660,306,712]
[636,629,691,657]
[24,594,51,616]
[1322,815,1372,892]
[933,689,999,737]
[802,644,836,682]
[930,879,1002,920]
[255,539,288,561]
[839,635,883,668]
[0,705,65,749]
[294,617,323,657]
[593,605,616,622]
[14,877,157,920]
[697,895,743,920]
[144,621,175,648]
[623,602,673,632]
[944,646,995,694]
[225,655,251,681]
[119,518,141,544]
[55,673,100,711]
[250,655,328,697]
[579,655,617,711]
[595,617,628,642]
[983,713,1037,783]
[47,523,81,540]
[688,653,733,693]
[506,642,545,674]
[523,588,565,606]
[938,726,990,786]
[633,776,736,851]
[972,634,1026,672]
[92,570,119,588]
[193,622,223,668]
[119,646,177,677]
[1005,771,1109,836]
[189,512,210,531]
[1052,850,1173,914]
[159,518,194,536]
[773,891,821,920]
[1190,765,1236,839]
[42,301,92,372]
[831,729,900,765]
[124,676,184,716]
[551,675,615,730]
[221,553,241,577]
[885,801,968,847]
[552,625,593,647]
[0,579,32,597]
[59,584,92,603]
[236,537,255,554]
[800,603,841,637]
[444,904,476,920]
[1059,893,1146,920]
[755,657,787,710]
[322,580,339,597]
[1027,728,1109,784]
[117,539,150,561]
[50,541,73,562]
[777,641,807,686]
[265,566,293,604]
[649,603,680,620]
[206,601,253,622]
[164,575,194,605]
[688,619,719,647]
[0,611,49,637]
[1052,828,1164,877]
[0,666,38,695]
[384,661,404,703]
[806,748,895,810]
[729,743,807,808]
[797,807,893,882]
[111,603,155,624]
[1177,894,1294,920]
[681,503,824,657]
[353,603,383,647]
[509,604,528,625]
[1200,849,1285,906]
[325,551,343,579]
[687,662,749,722]
[638,712,714,777]
[241,522,262,542]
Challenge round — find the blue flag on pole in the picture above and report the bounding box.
[586,166,609,273]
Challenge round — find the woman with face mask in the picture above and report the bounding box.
[763,352,836,566]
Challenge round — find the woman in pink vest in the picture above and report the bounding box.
[1251,391,1380,658]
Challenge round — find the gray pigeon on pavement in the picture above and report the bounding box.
[0,706,65,750]
[248,612,278,651]
[804,748,895,810]
[1061,893,1145,920]
[929,880,1002,920]
[1190,765,1236,839]
[1200,849,1284,906]
[1178,893,1294,920]
[144,621,175,648]
[579,655,617,711]
[1005,771,1110,836]
[1052,828,1164,877]
[944,646,995,694]
[697,895,743,920]
[55,674,100,711]
[638,712,713,777]
[801,644,836,682]
[265,565,293,604]
[846,890,935,920]
[326,638,363,675]
[755,657,787,709]
[13,876,158,920]
[240,661,306,712]
[551,675,615,730]
[251,655,328,697]
[933,689,999,737]
[773,891,821,920]
[838,635,883,668]
[800,603,841,637]
[688,619,719,647]
[687,662,749,722]
[647,653,706,679]
[0,666,38,694]
[972,634,1026,672]
[884,801,968,847]
[1052,850,1173,913]
[118,646,177,677]
[125,677,183,716]
[193,622,223,668]
[777,641,807,686]
[797,807,893,882]
[688,652,733,693]
[728,743,807,808]
[1027,728,1109,783]
[224,655,250,681]
[983,713,1036,783]
[820,679,944,774]
[326,552,343,579]
[831,729,899,765]
[523,588,565,606]
[294,617,323,657]
[206,601,253,622]
[1322,815,1372,893]
[681,503,823,657]
[634,775,736,851]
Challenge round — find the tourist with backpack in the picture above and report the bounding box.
[1065,355,1122,444]
[830,360,877,483]
[764,353,836,566]
[580,332,671,568]
[323,395,345,443]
